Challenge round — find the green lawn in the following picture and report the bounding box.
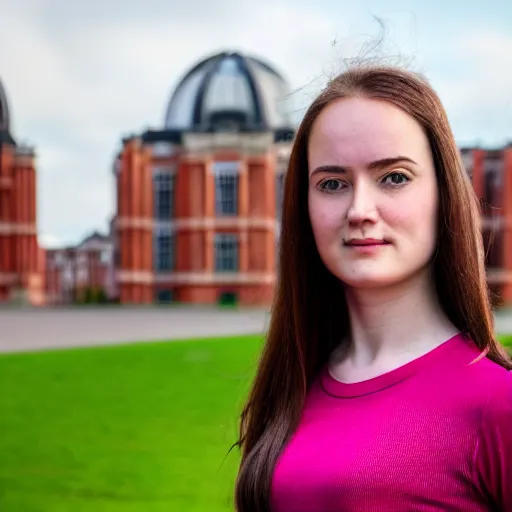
[0,335,264,512]
[1,334,511,512]
[499,334,512,350]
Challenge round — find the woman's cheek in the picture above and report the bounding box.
[311,204,343,239]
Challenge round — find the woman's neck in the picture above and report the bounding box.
[334,268,459,374]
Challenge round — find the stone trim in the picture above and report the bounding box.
[115,216,276,231]
[116,270,154,284]
[0,222,37,235]
[487,268,512,284]
[183,132,274,154]
[115,217,153,229]
[0,272,17,285]
[116,270,275,285]
[0,176,12,188]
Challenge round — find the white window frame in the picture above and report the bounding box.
[276,172,285,221]
[153,170,175,220]
[213,161,239,216]
[214,233,238,272]
[153,225,175,272]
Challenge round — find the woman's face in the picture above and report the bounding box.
[307,96,439,289]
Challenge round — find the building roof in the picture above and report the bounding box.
[79,230,112,245]
[164,50,294,133]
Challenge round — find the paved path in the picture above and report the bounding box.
[1,306,512,355]
[494,310,512,335]
[0,306,271,354]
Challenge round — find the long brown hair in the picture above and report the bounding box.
[233,65,512,511]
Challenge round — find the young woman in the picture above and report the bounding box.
[234,65,512,511]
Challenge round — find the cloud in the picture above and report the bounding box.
[455,30,512,108]
[38,233,66,249]
[418,29,512,146]
[0,0,346,246]
[0,1,510,246]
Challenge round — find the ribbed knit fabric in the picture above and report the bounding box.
[271,334,512,511]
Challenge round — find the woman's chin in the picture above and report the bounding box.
[337,271,403,290]
[337,268,431,291]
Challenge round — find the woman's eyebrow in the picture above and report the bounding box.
[311,156,417,176]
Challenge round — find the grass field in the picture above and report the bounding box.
[1,334,511,512]
[499,334,512,350]
[0,335,264,512]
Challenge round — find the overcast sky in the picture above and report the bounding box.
[1,0,511,248]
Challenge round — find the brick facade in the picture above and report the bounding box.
[114,133,290,305]
[4,56,512,309]
[0,77,44,305]
[463,145,512,306]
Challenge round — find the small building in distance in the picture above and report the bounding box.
[113,50,295,306]
[45,230,116,305]
[0,76,45,305]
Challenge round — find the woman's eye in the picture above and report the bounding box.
[319,179,345,192]
[382,172,409,186]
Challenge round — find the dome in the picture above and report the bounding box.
[164,51,293,132]
[0,77,11,132]
[0,77,15,145]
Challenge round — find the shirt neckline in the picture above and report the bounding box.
[320,333,465,398]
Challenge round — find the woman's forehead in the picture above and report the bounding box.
[308,97,430,169]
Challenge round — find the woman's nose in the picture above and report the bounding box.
[346,182,378,225]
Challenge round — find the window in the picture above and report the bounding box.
[156,290,173,303]
[63,266,73,284]
[154,229,175,272]
[114,248,121,267]
[483,158,503,209]
[214,161,238,216]
[100,249,110,264]
[276,173,285,221]
[212,119,241,133]
[77,267,89,284]
[152,143,175,157]
[218,291,238,305]
[153,173,175,219]
[461,152,473,180]
[214,233,238,272]
[55,252,65,266]
[484,170,495,206]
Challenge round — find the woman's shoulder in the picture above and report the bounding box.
[461,342,512,405]
[471,357,512,508]
[465,342,512,392]
[477,357,512,420]
[426,336,512,421]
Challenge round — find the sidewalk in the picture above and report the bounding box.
[0,306,271,354]
[2,306,511,355]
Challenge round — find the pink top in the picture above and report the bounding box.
[271,334,512,511]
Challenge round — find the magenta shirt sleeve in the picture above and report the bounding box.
[474,370,512,511]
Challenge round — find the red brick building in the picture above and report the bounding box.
[113,51,294,305]
[111,51,512,307]
[462,145,512,305]
[0,77,45,305]
[3,57,510,309]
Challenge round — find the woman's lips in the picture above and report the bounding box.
[344,238,390,246]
